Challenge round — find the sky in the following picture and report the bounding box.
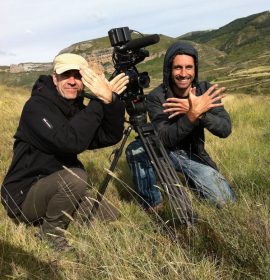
[1,0,269,66]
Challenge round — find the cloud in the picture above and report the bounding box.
[24,29,34,34]
[0,50,16,57]
[1,0,269,65]
[91,11,107,21]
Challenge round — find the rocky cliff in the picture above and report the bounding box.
[10,62,53,73]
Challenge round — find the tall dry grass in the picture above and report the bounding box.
[0,85,269,279]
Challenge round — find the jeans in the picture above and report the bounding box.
[126,140,236,208]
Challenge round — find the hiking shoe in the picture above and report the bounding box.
[45,233,75,253]
[36,230,75,252]
[37,220,75,253]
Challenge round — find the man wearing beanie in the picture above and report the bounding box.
[1,53,129,252]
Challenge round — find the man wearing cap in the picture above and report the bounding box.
[1,53,129,251]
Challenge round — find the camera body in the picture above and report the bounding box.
[108,27,159,124]
[108,27,131,47]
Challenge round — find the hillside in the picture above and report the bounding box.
[1,11,269,94]
[179,11,270,93]
[178,11,270,53]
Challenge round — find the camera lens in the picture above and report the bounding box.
[138,72,150,88]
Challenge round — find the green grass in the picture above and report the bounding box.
[0,85,269,279]
[0,71,50,90]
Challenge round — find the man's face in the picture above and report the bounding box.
[52,70,84,100]
[171,54,195,91]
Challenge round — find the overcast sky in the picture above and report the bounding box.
[1,0,269,65]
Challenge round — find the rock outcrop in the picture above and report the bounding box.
[10,63,53,73]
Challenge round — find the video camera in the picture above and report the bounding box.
[108,27,160,124]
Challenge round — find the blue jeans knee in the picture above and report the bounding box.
[169,150,236,206]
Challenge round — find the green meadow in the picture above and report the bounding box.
[0,84,269,279]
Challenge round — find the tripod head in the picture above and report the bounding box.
[108,27,160,127]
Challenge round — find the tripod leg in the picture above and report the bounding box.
[136,124,195,225]
[89,126,132,218]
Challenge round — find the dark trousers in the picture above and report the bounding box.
[20,168,88,231]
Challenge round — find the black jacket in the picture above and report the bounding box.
[1,75,125,216]
[146,42,231,169]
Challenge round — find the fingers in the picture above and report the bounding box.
[165,97,183,103]
[212,88,226,99]
[163,98,190,116]
[206,84,219,95]
[80,67,129,103]
[80,67,101,87]
[163,104,188,117]
[163,102,179,108]
[81,77,91,89]
[109,73,129,94]
[111,81,128,94]
[210,102,224,108]
[207,84,226,97]
[80,66,113,104]
[168,112,182,119]
[211,94,226,105]
[80,66,96,78]
[163,107,179,113]
[164,98,189,106]
[100,72,106,80]
[163,101,184,118]
[115,85,127,95]
[209,85,226,107]
[111,73,126,84]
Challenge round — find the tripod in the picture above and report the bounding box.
[89,26,195,225]
[90,110,196,226]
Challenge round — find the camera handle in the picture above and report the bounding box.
[89,121,196,226]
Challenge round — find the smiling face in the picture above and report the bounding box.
[171,54,195,97]
[52,69,84,100]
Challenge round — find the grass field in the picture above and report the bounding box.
[0,85,269,279]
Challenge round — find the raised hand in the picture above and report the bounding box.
[80,66,112,104]
[80,67,129,104]
[187,84,226,123]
